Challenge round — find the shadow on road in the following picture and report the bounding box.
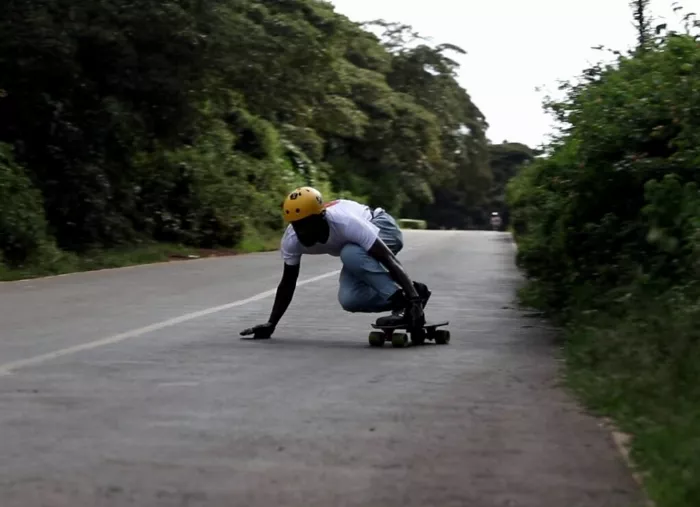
[240,336,448,352]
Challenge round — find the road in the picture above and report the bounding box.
[0,231,645,507]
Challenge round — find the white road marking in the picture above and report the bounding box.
[0,269,341,376]
[156,381,201,388]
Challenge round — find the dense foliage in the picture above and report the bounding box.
[0,0,498,270]
[508,31,700,309]
[0,143,53,266]
[507,4,700,504]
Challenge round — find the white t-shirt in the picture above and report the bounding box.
[281,199,379,266]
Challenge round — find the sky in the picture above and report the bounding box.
[329,0,700,149]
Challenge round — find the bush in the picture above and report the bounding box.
[0,143,53,267]
[509,34,700,309]
[507,30,700,507]
[132,115,303,249]
[398,218,427,230]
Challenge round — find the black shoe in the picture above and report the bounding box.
[375,289,407,327]
[375,283,431,327]
[375,306,406,327]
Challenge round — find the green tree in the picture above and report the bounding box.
[485,142,536,228]
[362,21,491,227]
[0,0,492,262]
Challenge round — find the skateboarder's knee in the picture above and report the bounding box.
[338,288,363,312]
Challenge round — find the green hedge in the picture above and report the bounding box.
[398,218,427,230]
[507,31,700,507]
[0,143,53,267]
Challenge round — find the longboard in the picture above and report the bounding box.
[368,320,450,348]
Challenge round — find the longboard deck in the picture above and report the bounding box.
[371,320,449,331]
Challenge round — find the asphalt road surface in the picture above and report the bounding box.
[0,231,646,507]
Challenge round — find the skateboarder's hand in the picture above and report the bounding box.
[405,299,425,331]
[240,322,275,339]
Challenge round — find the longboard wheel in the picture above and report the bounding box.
[411,328,426,346]
[368,331,385,347]
[391,332,409,348]
[434,329,450,345]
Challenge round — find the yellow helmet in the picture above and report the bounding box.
[282,186,324,223]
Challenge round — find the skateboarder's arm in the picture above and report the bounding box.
[368,239,420,299]
[267,262,300,326]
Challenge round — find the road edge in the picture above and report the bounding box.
[508,231,653,507]
[0,248,279,285]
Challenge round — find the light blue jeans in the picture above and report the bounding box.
[337,210,404,313]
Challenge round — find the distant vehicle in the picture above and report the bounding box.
[490,212,502,231]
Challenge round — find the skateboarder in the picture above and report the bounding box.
[240,186,431,339]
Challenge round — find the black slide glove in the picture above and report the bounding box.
[240,322,275,340]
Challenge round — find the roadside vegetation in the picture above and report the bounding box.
[0,0,531,280]
[507,2,700,505]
